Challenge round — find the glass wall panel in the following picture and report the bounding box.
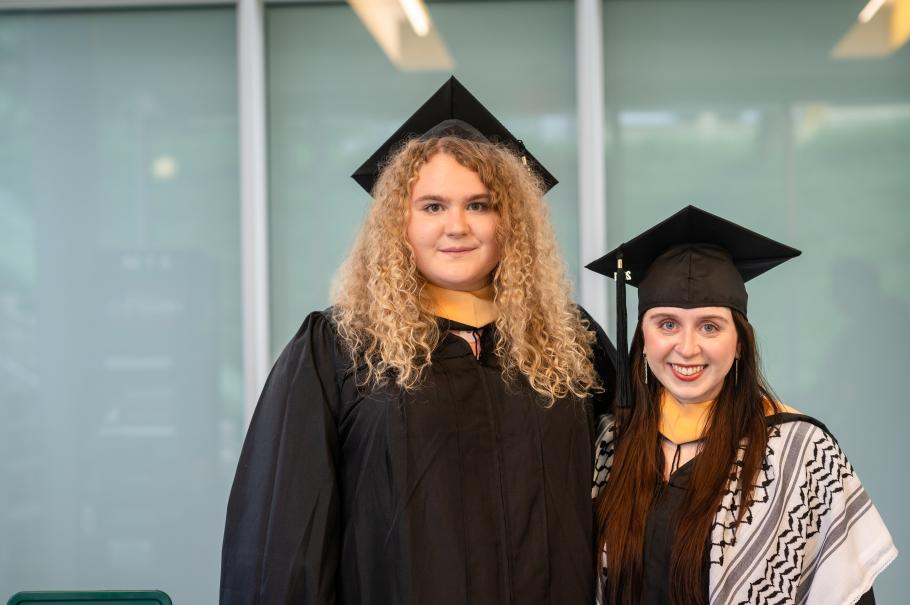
[602,1,909,600]
[0,9,240,603]
[267,0,578,348]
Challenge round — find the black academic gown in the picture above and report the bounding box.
[221,309,615,605]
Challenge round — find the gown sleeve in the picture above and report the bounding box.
[577,306,618,419]
[710,418,897,605]
[220,311,343,605]
[797,426,897,605]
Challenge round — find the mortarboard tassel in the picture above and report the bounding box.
[615,250,632,409]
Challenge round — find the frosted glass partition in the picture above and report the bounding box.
[601,1,910,601]
[266,0,578,349]
[0,10,241,603]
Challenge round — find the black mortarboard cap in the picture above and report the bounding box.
[585,205,801,409]
[351,76,558,194]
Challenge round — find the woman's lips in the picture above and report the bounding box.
[440,247,476,255]
[670,363,705,382]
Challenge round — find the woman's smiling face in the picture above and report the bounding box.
[642,306,739,405]
[406,152,501,291]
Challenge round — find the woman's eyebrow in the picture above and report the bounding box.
[412,194,448,203]
[412,192,490,204]
[648,313,678,322]
[698,314,731,323]
[648,313,730,324]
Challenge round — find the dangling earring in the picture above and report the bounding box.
[643,351,648,385]
[734,358,739,386]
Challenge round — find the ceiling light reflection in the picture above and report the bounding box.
[399,0,430,37]
[348,0,453,71]
[859,0,888,24]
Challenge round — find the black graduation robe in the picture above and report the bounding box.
[221,309,615,605]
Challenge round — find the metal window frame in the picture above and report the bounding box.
[575,0,608,328]
[0,0,231,8]
[2,0,608,426]
[237,0,271,425]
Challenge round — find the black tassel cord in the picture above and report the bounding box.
[615,251,632,410]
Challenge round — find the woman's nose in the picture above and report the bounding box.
[445,208,469,236]
[675,328,701,357]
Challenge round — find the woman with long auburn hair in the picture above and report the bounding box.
[220,78,615,605]
[587,206,895,605]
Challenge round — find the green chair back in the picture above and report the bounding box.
[7,591,171,605]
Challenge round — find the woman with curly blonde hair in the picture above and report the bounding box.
[333,132,601,403]
[221,78,615,605]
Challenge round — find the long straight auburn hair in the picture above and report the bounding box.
[595,309,779,605]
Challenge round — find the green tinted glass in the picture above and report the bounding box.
[602,1,909,601]
[0,9,239,603]
[266,1,579,349]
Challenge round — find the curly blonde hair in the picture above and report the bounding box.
[331,135,600,404]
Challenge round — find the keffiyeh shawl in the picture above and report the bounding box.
[592,414,897,605]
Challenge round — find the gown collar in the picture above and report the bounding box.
[425,283,497,329]
[658,391,714,445]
